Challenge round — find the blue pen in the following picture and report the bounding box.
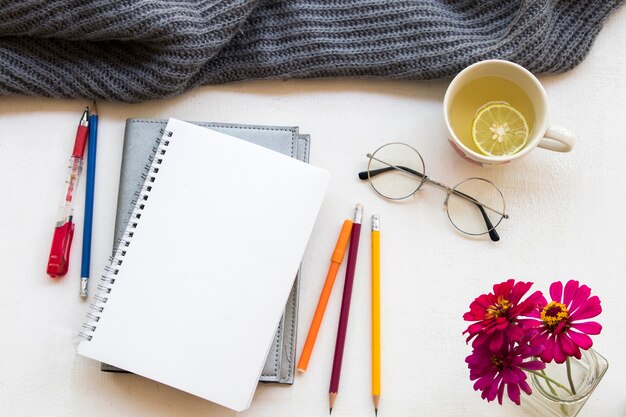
[80,101,98,298]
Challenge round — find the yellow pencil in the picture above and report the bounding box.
[371,214,381,416]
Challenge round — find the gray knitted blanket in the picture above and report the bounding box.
[0,0,622,102]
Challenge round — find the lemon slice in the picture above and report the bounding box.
[472,103,529,156]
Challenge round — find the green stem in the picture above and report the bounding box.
[541,370,570,417]
[541,369,559,397]
[566,357,577,395]
[527,370,574,396]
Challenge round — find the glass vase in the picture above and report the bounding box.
[524,349,608,417]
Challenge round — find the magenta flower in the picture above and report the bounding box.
[466,337,545,405]
[463,279,543,351]
[531,280,602,364]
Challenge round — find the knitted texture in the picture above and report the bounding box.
[0,0,622,102]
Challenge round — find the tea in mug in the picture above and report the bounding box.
[448,76,536,156]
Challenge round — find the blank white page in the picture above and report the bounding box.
[77,118,330,411]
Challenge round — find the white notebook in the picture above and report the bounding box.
[77,118,330,411]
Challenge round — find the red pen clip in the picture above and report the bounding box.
[47,220,75,278]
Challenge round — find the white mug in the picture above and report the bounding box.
[443,60,575,166]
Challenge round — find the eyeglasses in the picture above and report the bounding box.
[358,142,509,241]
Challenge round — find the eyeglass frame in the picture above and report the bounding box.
[358,142,509,241]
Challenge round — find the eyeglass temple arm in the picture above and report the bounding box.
[358,166,500,242]
[358,166,424,180]
[477,205,500,242]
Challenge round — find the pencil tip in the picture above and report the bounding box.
[329,408,332,415]
[375,408,378,417]
[91,100,98,115]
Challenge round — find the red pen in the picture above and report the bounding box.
[47,107,89,278]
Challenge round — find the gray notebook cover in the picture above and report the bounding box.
[100,118,309,384]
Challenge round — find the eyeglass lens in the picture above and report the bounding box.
[367,143,425,200]
[446,178,505,236]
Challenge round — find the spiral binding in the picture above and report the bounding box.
[78,129,173,342]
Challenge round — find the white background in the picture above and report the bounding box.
[1,6,624,417]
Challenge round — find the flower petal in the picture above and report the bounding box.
[495,279,514,297]
[501,368,515,384]
[521,360,546,371]
[509,281,532,304]
[470,366,494,378]
[570,321,602,335]
[554,321,567,334]
[541,337,555,363]
[519,379,533,396]
[507,324,524,342]
[507,382,521,405]
[527,291,546,306]
[489,330,505,352]
[569,284,591,313]
[530,329,548,347]
[563,280,579,307]
[559,333,580,357]
[528,335,546,357]
[549,281,563,303]
[518,320,540,337]
[552,336,567,363]
[473,294,492,309]
[474,374,496,390]
[474,333,497,350]
[494,317,509,330]
[470,365,496,379]
[489,374,502,402]
[570,296,602,320]
[511,367,527,382]
[481,388,490,401]
[512,295,542,316]
[568,330,593,350]
[497,379,505,405]
[464,322,484,337]
[463,312,476,321]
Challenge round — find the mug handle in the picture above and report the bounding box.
[537,125,576,153]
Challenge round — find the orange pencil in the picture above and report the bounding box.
[297,219,353,373]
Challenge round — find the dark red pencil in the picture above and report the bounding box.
[329,203,363,414]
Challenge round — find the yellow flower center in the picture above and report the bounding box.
[540,301,570,331]
[486,296,511,319]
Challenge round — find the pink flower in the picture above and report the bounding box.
[466,336,545,405]
[531,280,602,364]
[463,279,543,351]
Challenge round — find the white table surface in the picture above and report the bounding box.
[1,6,625,417]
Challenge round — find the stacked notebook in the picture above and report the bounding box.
[100,119,313,384]
[77,118,330,411]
